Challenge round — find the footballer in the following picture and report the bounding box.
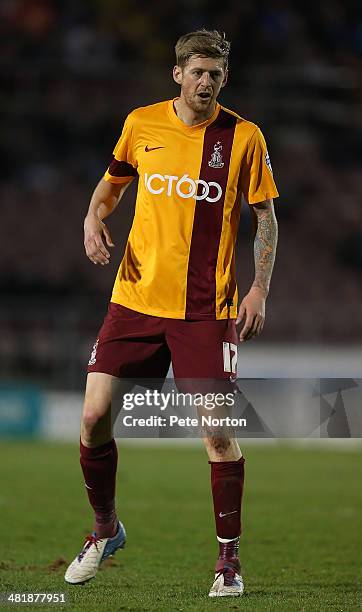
[64,29,279,597]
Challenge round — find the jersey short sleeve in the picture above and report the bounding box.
[240,127,279,204]
[104,114,138,184]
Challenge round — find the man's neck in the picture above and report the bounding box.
[173,97,216,126]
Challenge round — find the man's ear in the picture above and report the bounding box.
[221,69,228,88]
[173,65,183,85]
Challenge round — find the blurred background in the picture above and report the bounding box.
[1,0,361,438]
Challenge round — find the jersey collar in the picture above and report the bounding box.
[167,98,221,131]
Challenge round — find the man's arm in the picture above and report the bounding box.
[236,198,278,341]
[84,178,132,265]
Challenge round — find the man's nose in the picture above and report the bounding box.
[199,72,211,86]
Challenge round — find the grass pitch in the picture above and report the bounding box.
[0,442,361,611]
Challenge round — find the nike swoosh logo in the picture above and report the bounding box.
[145,145,165,152]
[219,510,238,518]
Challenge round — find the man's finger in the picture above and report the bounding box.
[102,225,115,248]
[239,314,256,342]
[93,253,109,265]
[86,239,110,264]
[85,235,107,257]
[94,235,110,259]
[243,316,257,341]
[244,315,260,341]
[236,304,246,325]
[256,318,265,336]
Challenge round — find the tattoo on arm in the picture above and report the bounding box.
[252,200,278,295]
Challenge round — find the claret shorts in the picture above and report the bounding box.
[87,303,238,386]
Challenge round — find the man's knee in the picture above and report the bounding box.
[82,407,107,432]
[81,372,117,442]
[203,432,241,462]
[81,396,112,444]
[208,433,231,457]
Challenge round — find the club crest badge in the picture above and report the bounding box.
[208,141,224,168]
[88,338,99,366]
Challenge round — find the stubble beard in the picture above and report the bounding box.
[187,91,215,116]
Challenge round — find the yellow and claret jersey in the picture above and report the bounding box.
[104,99,279,320]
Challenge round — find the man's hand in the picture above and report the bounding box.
[236,286,267,342]
[84,213,115,265]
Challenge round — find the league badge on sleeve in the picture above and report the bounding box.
[265,152,273,174]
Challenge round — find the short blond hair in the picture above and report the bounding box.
[175,29,230,70]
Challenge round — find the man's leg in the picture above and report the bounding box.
[65,303,171,584]
[80,372,120,538]
[80,303,170,539]
[166,317,244,596]
[65,372,127,584]
[203,434,245,596]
